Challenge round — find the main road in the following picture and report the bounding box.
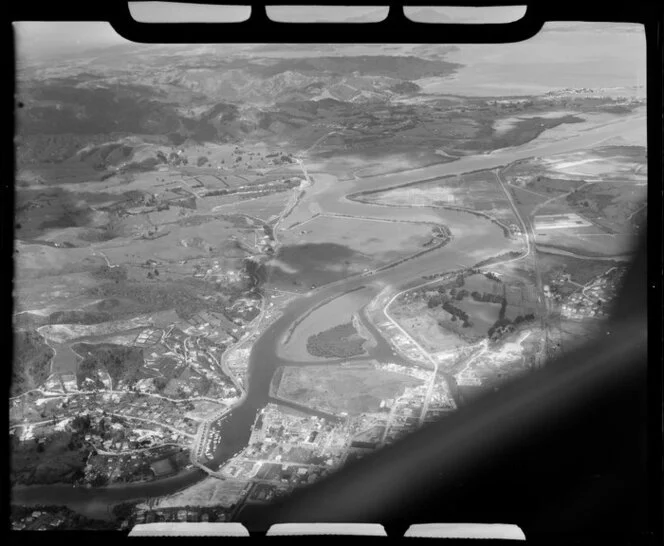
[203,110,645,472]
[11,111,644,517]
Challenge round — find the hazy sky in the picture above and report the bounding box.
[14,22,126,62]
[15,5,531,61]
[130,2,251,22]
[404,5,526,23]
[14,2,643,94]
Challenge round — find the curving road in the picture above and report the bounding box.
[11,111,645,515]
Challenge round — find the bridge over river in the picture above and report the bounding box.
[11,113,644,520]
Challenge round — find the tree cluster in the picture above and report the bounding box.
[487,309,536,340]
[441,301,472,328]
[470,291,503,304]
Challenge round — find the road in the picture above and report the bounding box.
[10,386,229,407]
[495,168,549,368]
[382,288,440,425]
[95,442,188,457]
[373,164,544,420]
[454,340,490,382]
[105,412,196,439]
[207,347,244,395]
[91,250,118,269]
[626,202,647,221]
[189,306,274,468]
[11,111,644,510]
[299,130,344,156]
[580,266,617,303]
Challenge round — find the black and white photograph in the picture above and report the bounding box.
[10,4,652,537]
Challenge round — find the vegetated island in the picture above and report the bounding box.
[306,322,368,359]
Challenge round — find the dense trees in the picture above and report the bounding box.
[514,313,536,325]
[12,329,54,396]
[442,301,472,328]
[488,310,536,340]
[455,289,469,301]
[470,291,503,304]
[11,505,120,530]
[306,322,366,358]
[74,343,145,388]
[499,297,507,320]
[427,294,444,308]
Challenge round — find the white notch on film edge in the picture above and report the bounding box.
[405,523,526,540]
[266,523,388,536]
[128,522,250,536]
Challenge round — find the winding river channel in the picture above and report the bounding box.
[11,114,644,520]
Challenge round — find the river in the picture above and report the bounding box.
[11,113,644,519]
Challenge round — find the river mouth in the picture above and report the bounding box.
[10,198,511,517]
[14,112,638,522]
[11,468,205,521]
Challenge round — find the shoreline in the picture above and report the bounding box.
[11,109,642,522]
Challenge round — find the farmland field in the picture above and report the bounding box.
[462,273,503,295]
[391,303,467,353]
[538,250,624,286]
[355,169,515,217]
[534,213,594,230]
[536,230,634,257]
[273,363,424,415]
[11,21,648,525]
[224,193,292,222]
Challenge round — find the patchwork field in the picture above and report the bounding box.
[534,213,594,230]
[503,145,646,257]
[392,271,538,348]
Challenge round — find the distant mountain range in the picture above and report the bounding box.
[16,52,462,153]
